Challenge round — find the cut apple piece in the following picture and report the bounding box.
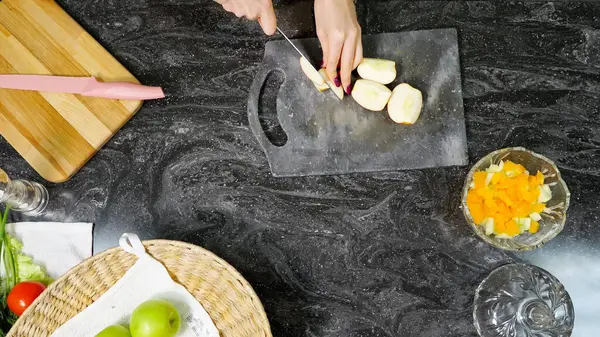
[351,79,392,112]
[537,184,552,203]
[313,76,329,92]
[318,69,344,99]
[387,83,423,124]
[299,57,325,88]
[357,58,396,85]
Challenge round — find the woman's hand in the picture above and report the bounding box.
[314,0,363,94]
[216,0,277,35]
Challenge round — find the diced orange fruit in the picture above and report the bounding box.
[529,220,540,234]
[505,220,521,236]
[465,160,548,237]
[491,172,502,185]
[515,173,528,186]
[473,171,488,189]
[494,220,507,234]
[522,191,537,204]
[528,175,538,186]
[484,199,499,214]
[467,190,482,205]
[496,190,512,206]
[493,213,507,230]
[476,187,494,200]
[531,203,546,213]
[469,203,485,225]
[536,171,544,185]
[503,161,519,172]
[511,202,531,218]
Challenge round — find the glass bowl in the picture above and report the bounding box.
[461,147,570,251]
[473,264,574,337]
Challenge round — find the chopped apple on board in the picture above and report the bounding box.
[299,57,344,99]
[351,79,392,112]
[387,83,423,124]
[318,69,344,100]
[357,58,396,85]
[299,57,326,89]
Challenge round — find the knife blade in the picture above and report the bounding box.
[276,27,341,100]
[0,75,165,100]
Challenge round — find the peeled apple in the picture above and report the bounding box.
[387,83,423,124]
[299,57,325,88]
[357,58,396,85]
[313,69,330,92]
[299,57,344,99]
[351,79,392,112]
[318,69,344,99]
[312,79,329,92]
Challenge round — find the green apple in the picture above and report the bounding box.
[130,299,181,337]
[95,324,131,337]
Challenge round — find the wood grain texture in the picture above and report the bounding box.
[0,0,142,183]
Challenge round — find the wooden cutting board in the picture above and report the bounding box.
[0,0,142,183]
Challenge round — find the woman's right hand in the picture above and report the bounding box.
[216,0,277,35]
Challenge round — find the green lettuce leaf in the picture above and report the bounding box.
[8,235,52,285]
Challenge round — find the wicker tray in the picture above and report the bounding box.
[7,240,272,337]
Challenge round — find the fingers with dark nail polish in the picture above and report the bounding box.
[345,84,353,94]
[334,76,341,87]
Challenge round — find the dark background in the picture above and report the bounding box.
[1,1,599,336]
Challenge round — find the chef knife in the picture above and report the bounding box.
[276,27,341,100]
[0,75,165,100]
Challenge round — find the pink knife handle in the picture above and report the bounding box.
[81,77,165,100]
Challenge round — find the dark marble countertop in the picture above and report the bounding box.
[1,1,599,336]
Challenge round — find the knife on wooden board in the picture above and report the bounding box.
[0,74,165,100]
[276,27,341,101]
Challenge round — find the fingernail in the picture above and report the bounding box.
[334,76,341,87]
[345,84,353,94]
[321,61,325,68]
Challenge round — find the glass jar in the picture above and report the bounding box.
[0,169,48,216]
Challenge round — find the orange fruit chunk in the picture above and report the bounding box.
[484,199,499,214]
[491,172,502,185]
[531,203,546,213]
[476,187,494,200]
[496,190,513,207]
[494,220,507,234]
[529,220,540,234]
[473,171,488,189]
[505,220,520,236]
[469,203,485,225]
[536,171,545,185]
[511,202,531,218]
[467,190,482,205]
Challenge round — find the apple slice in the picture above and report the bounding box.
[318,69,344,99]
[357,58,396,85]
[313,77,329,92]
[387,83,423,124]
[299,57,325,88]
[351,79,392,112]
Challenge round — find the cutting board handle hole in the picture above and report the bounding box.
[258,69,287,147]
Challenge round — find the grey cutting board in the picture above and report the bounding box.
[248,28,468,177]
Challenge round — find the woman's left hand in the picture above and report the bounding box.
[314,0,363,94]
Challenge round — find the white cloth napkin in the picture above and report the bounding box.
[5,222,93,279]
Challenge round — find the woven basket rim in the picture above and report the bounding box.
[10,239,271,336]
